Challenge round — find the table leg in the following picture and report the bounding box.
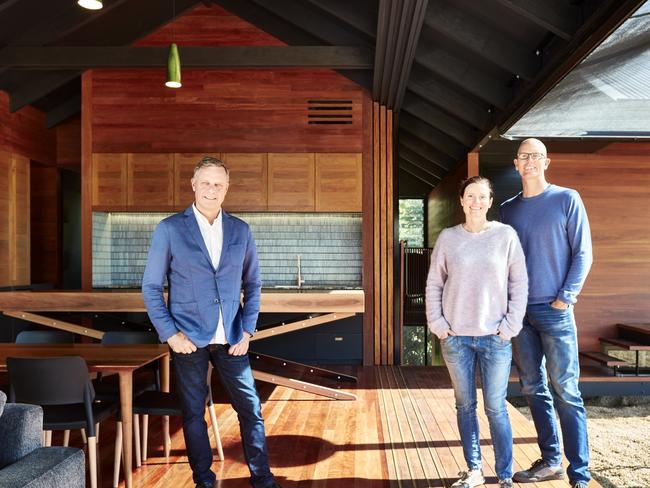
[119,371,134,488]
[161,352,171,457]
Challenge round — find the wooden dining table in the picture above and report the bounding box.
[0,343,170,488]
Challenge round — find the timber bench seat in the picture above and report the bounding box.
[579,351,630,367]
[617,323,650,345]
[599,337,650,351]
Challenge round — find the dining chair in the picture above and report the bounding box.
[104,331,223,488]
[7,356,120,488]
[15,329,79,446]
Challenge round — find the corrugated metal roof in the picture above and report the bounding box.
[504,1,650,138]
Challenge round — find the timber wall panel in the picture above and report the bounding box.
[480,145,650,352]
[315,153,363,212]
[222,153,267,211]
[127,153,174,207]
[267,153,315,211]
[30,165,60,286]
[56,116,81,169]
[547,154,650,351]
[92,153,127,207]
[426,162,467,247]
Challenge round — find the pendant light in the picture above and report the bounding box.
[78,0,102,9]
[166,43,182,88]
[165,0,182,88]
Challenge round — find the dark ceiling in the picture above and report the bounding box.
[0,0,644,196]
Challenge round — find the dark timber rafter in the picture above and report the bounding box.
[373,0,428,111]
[398,145,448,180]
[423,0,537,80]
[493,0,579,41]
[0,46,373,70]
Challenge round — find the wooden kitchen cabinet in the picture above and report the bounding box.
[127,153,174,207]
[267,153,315,211]
[223,153,268,211]
[315,153,362,211]
[92,153,127,207]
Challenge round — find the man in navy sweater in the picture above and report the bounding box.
[500,138,593,488]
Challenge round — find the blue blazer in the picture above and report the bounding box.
[142,206,262,347]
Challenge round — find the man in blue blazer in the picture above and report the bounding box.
[142,157,281,488]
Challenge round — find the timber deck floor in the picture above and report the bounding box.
[72,366,602,487]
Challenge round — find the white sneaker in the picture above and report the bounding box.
[451,469,485,488]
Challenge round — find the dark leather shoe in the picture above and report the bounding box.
[195,482,215,488]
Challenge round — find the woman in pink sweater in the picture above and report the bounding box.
[425,176,528,488]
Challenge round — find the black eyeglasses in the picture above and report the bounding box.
[516,152,546,161]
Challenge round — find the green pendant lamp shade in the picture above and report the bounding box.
[165,43,182,88]
[77,0,103,10]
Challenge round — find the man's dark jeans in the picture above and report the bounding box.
[172,345,274,488]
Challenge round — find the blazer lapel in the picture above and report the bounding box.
[217,210,234,271]
[183,205,215,271]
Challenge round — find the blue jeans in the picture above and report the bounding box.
[441,335,514,480]
[513,303,590,484]
[172,345,274,488]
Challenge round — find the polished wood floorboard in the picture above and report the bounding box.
[55,366,602,487]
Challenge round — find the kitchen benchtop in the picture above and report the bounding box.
[0,289,365,313]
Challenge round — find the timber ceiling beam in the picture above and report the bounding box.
[400,112,468,161]
[408,67,492,130]
[398,144,448,180]
[46,95,81,129]
[414,32,510,109]
[401,92,477,147]
[373,0,428,111]
[492,0,579,41]
[399,133,456,172]
[423,0,537,80]
[0,46,373,70]
[248,0,372,47]
[305,0,377,39]
[398,159,438,187]
[9,71,79,113]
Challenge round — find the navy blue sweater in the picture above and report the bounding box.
[500,184,592,305]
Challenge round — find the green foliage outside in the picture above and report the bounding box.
[398,199,424,248]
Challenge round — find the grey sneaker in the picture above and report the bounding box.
[498,479,513,488]
[451,469,485,488]
[571,482,589,488]
[513,458,565,482]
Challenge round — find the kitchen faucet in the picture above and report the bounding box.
[297,254,305,289]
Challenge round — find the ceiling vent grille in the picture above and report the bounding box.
[307,99,353,125]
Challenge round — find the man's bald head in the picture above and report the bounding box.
[518,138,547,155]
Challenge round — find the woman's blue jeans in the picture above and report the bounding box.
[441,335,514,480]
[172,345,274,488]
[513,303,590,485]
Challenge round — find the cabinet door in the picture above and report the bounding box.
[267,153,315,211]
[92,153,127,207]
[174,153,221,208]
[127,153,174,207]
[315,153,362,212]
[222,153,267,211]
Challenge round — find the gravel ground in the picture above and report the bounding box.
[513,398,650,488]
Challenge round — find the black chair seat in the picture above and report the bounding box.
[42,402,118,431]
[132,391,182,417]
[93,375,155,402]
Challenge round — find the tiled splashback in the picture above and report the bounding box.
[92,212,362,288]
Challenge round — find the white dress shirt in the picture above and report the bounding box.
[192,204,227,344]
